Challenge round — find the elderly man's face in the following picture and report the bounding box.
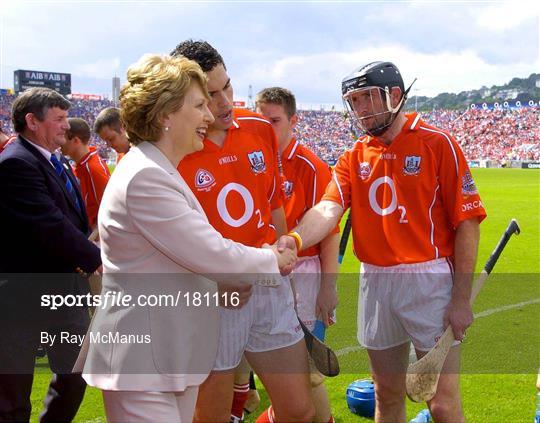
[29,107,70,152]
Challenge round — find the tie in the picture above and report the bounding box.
[50,153,82,212]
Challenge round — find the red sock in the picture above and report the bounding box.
[231,383,249,419]
[255,406,274,423]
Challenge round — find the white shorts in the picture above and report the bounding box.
[291,256,321,331]
[214,277,303,370]
[358,258,453,351]
[102,387,198,423]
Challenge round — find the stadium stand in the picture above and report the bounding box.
[1,92,538,163]
[0,92,114,160]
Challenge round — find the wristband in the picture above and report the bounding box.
[287,231,303,251]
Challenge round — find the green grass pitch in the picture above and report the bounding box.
[29,168,539,422]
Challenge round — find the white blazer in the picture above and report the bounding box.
[76,142,280,392]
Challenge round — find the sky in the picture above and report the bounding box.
[1,0,539,109]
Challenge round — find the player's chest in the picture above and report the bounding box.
[350,146,437,196]
[181,146,273,194]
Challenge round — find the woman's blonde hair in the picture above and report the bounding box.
[120,54,208,144]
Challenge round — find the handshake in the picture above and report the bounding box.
[263,232,301,276]
[218,233,300,309]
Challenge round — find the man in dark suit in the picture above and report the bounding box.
[0,88,102,422]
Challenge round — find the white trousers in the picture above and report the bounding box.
[102,386,199,422]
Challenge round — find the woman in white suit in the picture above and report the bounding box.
[77,54,295,422]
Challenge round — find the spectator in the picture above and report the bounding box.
[93,107,130,162]
[61,117,111,229]
[1,91,538,163]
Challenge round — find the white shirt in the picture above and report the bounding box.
[20,135,59,168]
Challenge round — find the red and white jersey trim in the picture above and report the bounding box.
[428,184,440,259]
[419,125,459,177]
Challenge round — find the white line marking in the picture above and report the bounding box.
[336,346,361,356]
[474,298,540,317]
[336,346,360,357]
[336,298,540,357]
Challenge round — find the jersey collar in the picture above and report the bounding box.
[282,137,300,161]
[366,112,421,148]
[231,109,241,130]
[202,112,239,152]
[78,146,97,166]
[406,112,421,131]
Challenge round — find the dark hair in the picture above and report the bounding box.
[11,88,71,133]
[94,107,122,134]
[256,87,297,119]
[66,118,91,144]
[170,39,226,72]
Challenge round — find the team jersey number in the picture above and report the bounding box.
[216,182,264,228]
[368,176,408,223]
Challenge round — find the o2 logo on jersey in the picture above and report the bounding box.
[368,176,408,224]
[195,168,216,191]
[403,155,421,176]
[358,162,372,180]
[247,151,266,174]
[216,182,265,229]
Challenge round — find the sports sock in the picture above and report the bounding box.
[231,382,249,419]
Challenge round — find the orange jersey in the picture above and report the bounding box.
[281,138,338,257]
[178,109,283,247]
[323,113,487,266]
[75,147,111,227]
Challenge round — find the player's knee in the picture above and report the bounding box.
[429,391,463,422]
[276,402,315,423]
[373,381,404,408]
[429,401,463,422]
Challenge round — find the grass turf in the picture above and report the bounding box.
[29,168,539,422]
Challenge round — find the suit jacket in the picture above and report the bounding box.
[77,142,281,392]
[0,136,101,325]
[0,136,101,274]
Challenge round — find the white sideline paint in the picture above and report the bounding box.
[473,298,540,318]
[336,298,540,357]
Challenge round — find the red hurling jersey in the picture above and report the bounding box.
[74,147,111,227]
[178,109,283,247]
[281,138,339,257]
[323,113,486,266]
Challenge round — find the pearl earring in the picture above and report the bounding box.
[164,126,169,132]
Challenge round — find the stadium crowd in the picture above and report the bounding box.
[1,92,538,163]
[0,92,115,158]
[294,107,540,163]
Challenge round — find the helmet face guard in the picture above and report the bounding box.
[341,61,411,138]
[343,86,403,137]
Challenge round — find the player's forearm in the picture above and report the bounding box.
[295,200,343,251]
[452,218,480,302]
[319,232,340,288]
[271,206,288,237]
